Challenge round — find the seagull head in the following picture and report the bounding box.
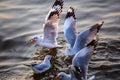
[29,36,42,43]
[55,72,68,80]
[45,55,52,61]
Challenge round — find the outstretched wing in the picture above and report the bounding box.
[86,21,104,45]
[64,7,77,48]
[71,21,104,56]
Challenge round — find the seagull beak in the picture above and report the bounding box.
[29,38,35,43]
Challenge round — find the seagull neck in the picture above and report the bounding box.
[44,58,50,64]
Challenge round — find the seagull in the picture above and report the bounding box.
[55,65,79,80]
[64,7,77,49]
[64,7,77,53]
[55,65,95,80]
[65,21,104,56]
[31,55,52,74]
[72,40,96,80]
[30,0,64,48]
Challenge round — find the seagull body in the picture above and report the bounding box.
[30,0,64,48]
[31,55,52,74]
[72,40,95,80]
[65,22,104,56]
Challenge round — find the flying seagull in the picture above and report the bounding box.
[72,40,96,80]
[55,65,95,80]
[30,0,64,48]
[65,20,104,56]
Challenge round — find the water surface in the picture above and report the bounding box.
[0,0,120,80]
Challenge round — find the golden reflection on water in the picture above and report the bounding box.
[0,13,12,19]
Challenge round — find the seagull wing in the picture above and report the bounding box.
[64,7,77,48]
[86,21,104,46]
[71,22,104,56]
[45,0,64,21]
[72,45,94,79]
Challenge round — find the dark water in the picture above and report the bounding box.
[0,0,120,80]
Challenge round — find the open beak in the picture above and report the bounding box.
[29,38,35,43]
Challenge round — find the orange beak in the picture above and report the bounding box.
[29,38,35,43]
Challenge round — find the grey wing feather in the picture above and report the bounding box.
[32,63,50,73]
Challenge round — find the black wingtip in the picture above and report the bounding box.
[86,40,97,47]
[48,10,59,20]
[90,21,104,32]
[74,66,81,73]
[65,7,76,19]
[53,0,64,6]
[99,21,104,26]
[73,66,82,78]
[97,21,104,32]
[52,0,64,10]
